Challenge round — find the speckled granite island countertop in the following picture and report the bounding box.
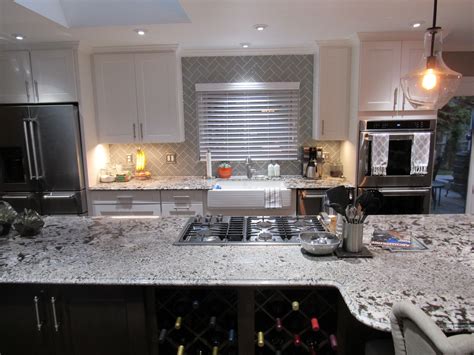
[89,175,352,190]
[0,214,472,333]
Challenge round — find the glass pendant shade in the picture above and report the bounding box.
[400,29,462,110]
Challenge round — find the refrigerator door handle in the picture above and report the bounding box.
[23,119,36,180]
[42,194,75,199]
[28,121,42,180]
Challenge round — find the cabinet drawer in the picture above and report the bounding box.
[90,191,160,205]
[160,190,204,204]
[161,203,203,217]
[92,204,161,216]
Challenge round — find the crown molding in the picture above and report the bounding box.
[92,44,179,54]
[180,46,317,57]
[0,41,79,51]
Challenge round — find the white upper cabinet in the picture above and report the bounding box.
[0,51,33,103]
[313,45,351,140]
[93,53,139,143]
[30,49,77,103]
[359,40,425,112]
[135,52,183,142]
[0,49,77,104]
[359,41,402,111]
[93,50,184,144]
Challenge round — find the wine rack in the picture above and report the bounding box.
[154,288,238,354]
[254,288,338,354]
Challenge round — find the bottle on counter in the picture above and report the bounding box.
[267,161,275,177]
[274,161,280,177]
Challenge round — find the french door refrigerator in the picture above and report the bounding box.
[0,104,87,214]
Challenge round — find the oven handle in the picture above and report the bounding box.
[377,188,430,194]
[301,191,326,199]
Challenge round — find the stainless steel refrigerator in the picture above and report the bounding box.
[0,104,87,214]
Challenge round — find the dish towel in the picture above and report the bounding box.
[371,133,389,176]
[411,132,431,175]
[265,188,282,208]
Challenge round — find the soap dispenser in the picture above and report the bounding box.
[267,161,275,177]
[274,161,280,177]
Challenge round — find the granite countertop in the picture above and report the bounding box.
[0,214,472,333]
[89,175,351,191]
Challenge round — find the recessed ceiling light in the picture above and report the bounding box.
[411,21,424,28]
[134,29,147,36]
[12,33,25,40]
[254,24,268,31]
[241,43,250,48]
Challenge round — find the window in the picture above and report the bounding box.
[196,82,300,161]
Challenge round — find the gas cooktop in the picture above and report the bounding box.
[174,215,327,245]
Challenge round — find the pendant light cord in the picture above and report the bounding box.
[428,0,439,65]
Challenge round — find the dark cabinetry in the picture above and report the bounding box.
[0,284,148,355]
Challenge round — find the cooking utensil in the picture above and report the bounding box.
[325,186,350,209]
[328,202,347,221]
[300,232,340,255]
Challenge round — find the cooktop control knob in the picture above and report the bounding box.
[205,214,212,223]
[194,214,202,223]
[216,214,223,222]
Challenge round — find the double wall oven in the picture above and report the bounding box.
[358,117,437,214]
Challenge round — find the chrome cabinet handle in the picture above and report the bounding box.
[42,194,75,199]
[33,296,42,331]
[174,206,191,211]
[140,123,144,140]
[34,80,39,102]
[25,81,30,102]
[321,120,325,136]
[132,123,136,140]
[50,297,60,332]
[28,121,41,180]
[23,120,35,180]
[393,87,398,111]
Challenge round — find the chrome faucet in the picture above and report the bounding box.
[245,156,256,179]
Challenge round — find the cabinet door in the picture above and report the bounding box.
[30,49,77,103]
[359,41,402,111]
[0,285,50,355]
[0,51,33,103]
[59,286,148,355]
[313,46,351,140]
[94,53,139,143]
[400,41,425,111]
[135,52,184,143]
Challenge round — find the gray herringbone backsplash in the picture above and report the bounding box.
[109,55,341,176]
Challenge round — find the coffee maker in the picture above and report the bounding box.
[302,146,324,179]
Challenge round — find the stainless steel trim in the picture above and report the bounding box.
[23,120,35,180]
[132,123,136,140]
[25,81,30,102]
[28,121,40,180]
[393,87,398,111]
[34,80,39,101]
[50,297,60,332]
[2,195,30,199]
[140,123,144,139]
[377,188,430,194]
[33,296,42,331]
[301,191,326,199]
[42,194,75,199]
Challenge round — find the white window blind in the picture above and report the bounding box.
[196,82,300,161]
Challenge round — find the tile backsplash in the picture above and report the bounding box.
[109,55,341,176]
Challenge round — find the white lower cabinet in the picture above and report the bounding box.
[89,191,161,216]
[161,190,205,217]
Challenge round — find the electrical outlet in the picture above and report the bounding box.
[166,153,177,164]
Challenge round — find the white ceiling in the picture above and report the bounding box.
[1,0,473,51]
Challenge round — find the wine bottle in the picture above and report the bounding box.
[177,344,185,355]
[158,328,167,344]
[257,331,265,347]
[211,339,219,355]
[308,341,317,355]
[291,301,300,311]
[209,316,217,329]
[293,334,302,347]
[329,334,338,351]
[275,317,283,332]
[228,328,236,344]
[311,317,320,332]
[192,300,200,310]
[175,316,182,330]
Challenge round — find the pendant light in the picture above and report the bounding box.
[400,0,462,110]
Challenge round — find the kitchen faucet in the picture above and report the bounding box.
[245,156,256,179]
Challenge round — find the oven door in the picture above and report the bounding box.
[358,132,434,187]
[359,187,431,214]
[297,190,327,215]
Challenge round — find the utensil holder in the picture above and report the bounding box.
[342,222,364,252]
